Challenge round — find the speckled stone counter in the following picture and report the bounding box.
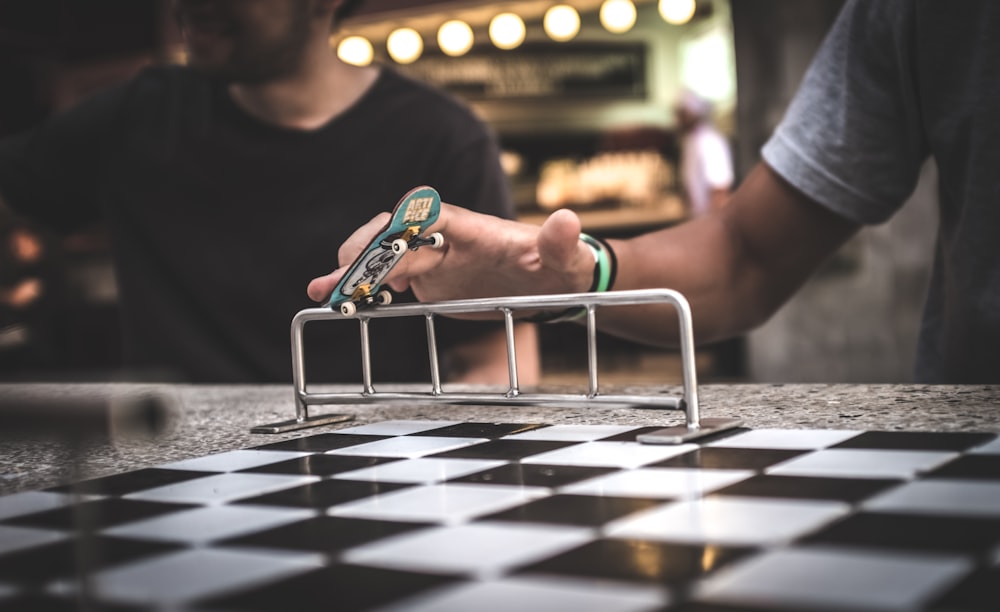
[1,382,998,495]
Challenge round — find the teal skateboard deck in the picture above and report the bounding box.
[328,186,443,316]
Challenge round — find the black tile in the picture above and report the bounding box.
[428,439,575,460]
[649,447,806,471]
[0,536,180,584]
[5,498,197,530]
[194,563,459,612]
[830,430,996,451]
[925,454,1000,480]
[239,454,402,476]
[708,474,900,503]
[47,468,215,496]
[233,479,412,508]
[248,433,389,452]
[219,515,431,553]
[412,422,547,438]
[592,427,675,442]
[927,566,1000,611]
[801,512,1000,555]
[479,494,661,527]
[517,538,753,586]
[448,463,617,488]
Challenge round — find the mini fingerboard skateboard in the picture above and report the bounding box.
[328,186,443,316]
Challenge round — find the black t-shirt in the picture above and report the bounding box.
[0,65,514,383]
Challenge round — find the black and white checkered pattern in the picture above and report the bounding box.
[1,420,998,611]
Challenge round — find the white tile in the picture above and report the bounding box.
[970,435,1000,455]
[103,505,315,543]
[333,458,504,484]
[343,522,592,578]
[329,483,548,524]
[766,448,957,479]
[49,548,322,605]
[125,473,318,505]
[560,467,753,499]
[0,525,67,555]
[0,491,77,521]
[707,429,862,450]
[159,449,311,472]
[328,436,487,458]
[606,497,849,546]
[521,441,697,468]
[503,425,640,442]
[694,546,970,611]
[332,420,460,435]
[864,479,1000,517]
[381,574,668,612]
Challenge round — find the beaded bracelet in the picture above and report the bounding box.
[525,233,618,324]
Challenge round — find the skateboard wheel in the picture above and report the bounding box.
[376,290,392,305]
[428,232,444,248]
[391,238,408,253]
[340,301,357,316]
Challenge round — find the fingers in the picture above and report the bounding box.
[338,212,391,267]
[306,208,447,303]
[306,212,391,303]
[306,269,341,303]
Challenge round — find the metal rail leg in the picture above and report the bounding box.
[251,313,353,434]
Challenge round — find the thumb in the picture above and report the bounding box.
[307,268,344,303]
[537,208,583,272]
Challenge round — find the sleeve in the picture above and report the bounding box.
[760,0,928,224]
[0,82,127,232]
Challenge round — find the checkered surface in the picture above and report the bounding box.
[1,420,999,611]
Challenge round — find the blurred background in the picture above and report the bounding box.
[0,0,938,384]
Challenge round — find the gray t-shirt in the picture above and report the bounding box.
[762,0,1000,383]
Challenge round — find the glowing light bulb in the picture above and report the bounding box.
[600,0,637,34]
[438,20,474,57]
[336,36,373,66]
[659,0,696,25]
[544,5,580,42]
[489,12,526,50]
[386,27,423,64]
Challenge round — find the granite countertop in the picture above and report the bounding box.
[1,382,998,495]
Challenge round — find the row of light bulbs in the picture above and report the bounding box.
[337,0,698,66]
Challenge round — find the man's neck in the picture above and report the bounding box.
[228,41,379,131]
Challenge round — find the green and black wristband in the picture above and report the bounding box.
[527,232,617,323]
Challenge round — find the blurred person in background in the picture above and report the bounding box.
[0,0,538,384]
[674,89,733,217]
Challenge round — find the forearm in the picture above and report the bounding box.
[595,163,859,346]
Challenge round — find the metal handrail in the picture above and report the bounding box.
[252,289,741,443]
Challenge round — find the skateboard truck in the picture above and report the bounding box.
[253,288,742,444]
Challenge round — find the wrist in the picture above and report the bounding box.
[526,233,617,324]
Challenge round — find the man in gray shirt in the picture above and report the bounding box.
[310,0,1000,383]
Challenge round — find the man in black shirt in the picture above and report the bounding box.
[0,0,539,384]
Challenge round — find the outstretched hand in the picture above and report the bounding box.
[306,204,595,307]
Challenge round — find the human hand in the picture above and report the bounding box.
[307,204,595,307]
